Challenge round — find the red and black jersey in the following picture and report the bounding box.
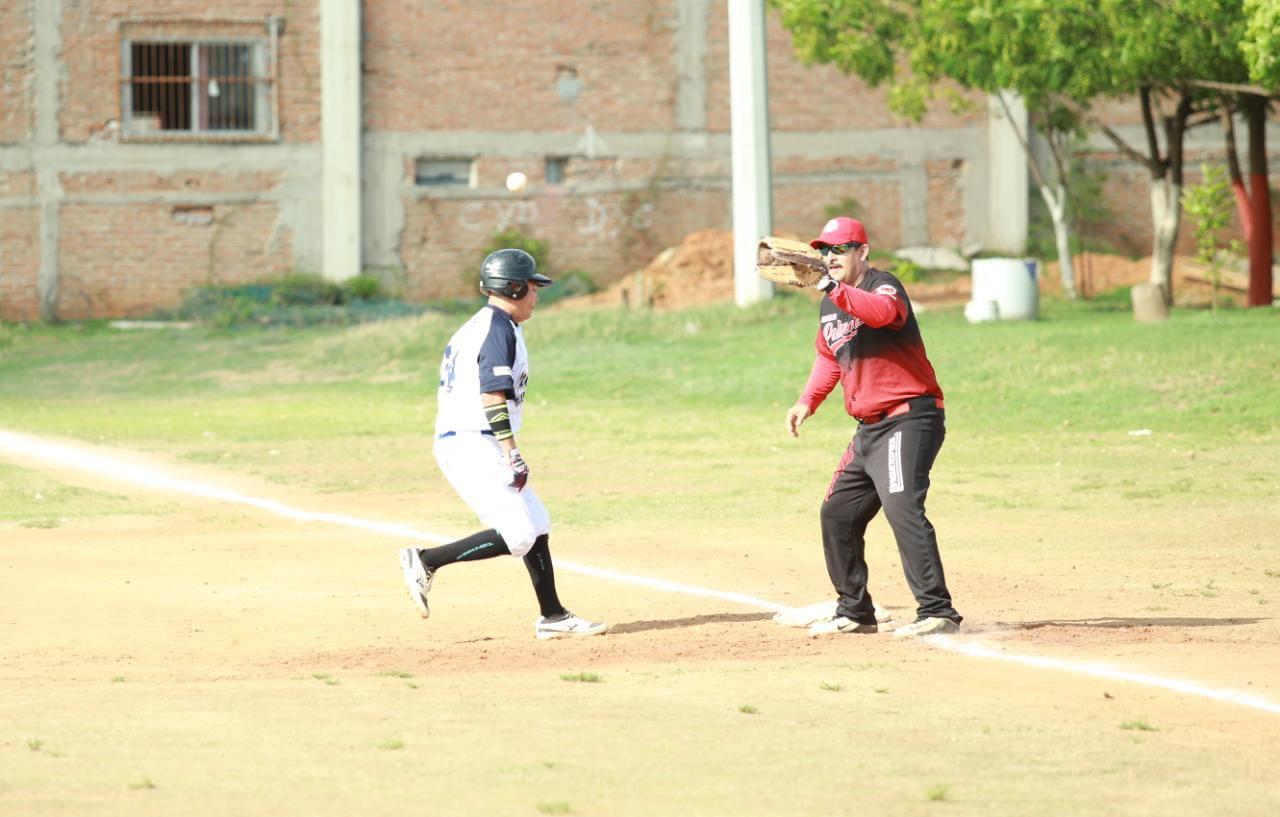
[798,268,943,421]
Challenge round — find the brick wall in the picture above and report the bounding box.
[386,0,978,299]
[58,1,318,143]
[363,1,680,133]
[705,9,984,132]
[0,170,36,198]
[0,208,40,321]
[0,1,31,143]
[925,159,968,246]
[57,189,292,319]
[4,1,1274,319]
[399,183,730,299]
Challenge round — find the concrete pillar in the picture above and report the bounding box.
[33,0,62,321]
[676,0,710,132]
[899,164,928,246]
[986,91,1029,256]
[321,0,362,280]
[728,0,773,306]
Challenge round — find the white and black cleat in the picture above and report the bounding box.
[535,611,609,640]
[398,547,434,619]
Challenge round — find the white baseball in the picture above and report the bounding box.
[505,172,528,193]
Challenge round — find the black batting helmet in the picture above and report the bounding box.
[479,249,553,299]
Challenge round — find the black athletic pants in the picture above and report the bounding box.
[820,404,960,625]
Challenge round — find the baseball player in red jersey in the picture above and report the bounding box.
[786,217,963,637]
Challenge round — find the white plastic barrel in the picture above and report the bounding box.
[967,258,1039,322]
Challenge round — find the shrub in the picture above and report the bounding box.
[272,273,344,306]
[343,274,384,302]
[538,269,597,306]
[891,258,924,283]
[157,273,423,328]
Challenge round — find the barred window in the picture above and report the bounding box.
[545,156,567,185]
[122,39,274,138]
[415,158,474,187]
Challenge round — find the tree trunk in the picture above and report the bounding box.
[1144,91,1191,307]
[1222,108,1254,242]
[1242,95,1274,307]
[1039,183,1076,299]
[1149,177,1181,301]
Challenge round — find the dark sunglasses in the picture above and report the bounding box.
[818,241,862,257]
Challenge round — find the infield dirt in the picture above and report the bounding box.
[3,430,1279,816]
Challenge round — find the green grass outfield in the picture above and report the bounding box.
[2,296,1279,817]
[1,295,1277,523]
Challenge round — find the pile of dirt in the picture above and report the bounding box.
[574,229,739,310]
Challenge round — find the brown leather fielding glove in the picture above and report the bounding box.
[756,236,828,287]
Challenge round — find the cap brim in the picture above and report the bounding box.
[530,273,554,286]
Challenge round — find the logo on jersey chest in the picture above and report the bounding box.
[821,313,861,354]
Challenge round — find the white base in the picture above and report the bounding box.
[773,599,892,627]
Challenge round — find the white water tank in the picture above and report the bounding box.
[966,258,1039,322]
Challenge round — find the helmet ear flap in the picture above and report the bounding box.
[479,280,529,299]
[479,248,543,300]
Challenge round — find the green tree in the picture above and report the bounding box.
[1242,0,1280,87]
[1183,163,1242,311]
[771,0,1119,299]
[772,0,1270,308]
[904,1,1111,299]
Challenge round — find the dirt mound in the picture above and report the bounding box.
[572,229,738,310]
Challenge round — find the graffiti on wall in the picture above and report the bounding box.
[456,195,655,240]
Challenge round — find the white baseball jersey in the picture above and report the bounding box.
[433,304,546,556]
[435,305,529,436]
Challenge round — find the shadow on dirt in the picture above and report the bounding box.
[609,611,774,635]
[1007,617,1266,630]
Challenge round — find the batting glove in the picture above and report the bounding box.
[506,447,530,491]
[812,274,838,294]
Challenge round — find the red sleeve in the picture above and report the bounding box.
[798,331,840,413]
[826,281,908,329]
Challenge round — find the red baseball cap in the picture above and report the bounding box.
[810,216,868,249]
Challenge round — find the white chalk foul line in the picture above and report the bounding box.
[0,430,455,545]
[2,428,1275,715]
[0,430,787,613]
[931,637,1280,715]
[551,560,790,614]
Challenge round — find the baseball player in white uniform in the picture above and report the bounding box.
[398,249,608,639]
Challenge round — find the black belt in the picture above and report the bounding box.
[436,430,495,439]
